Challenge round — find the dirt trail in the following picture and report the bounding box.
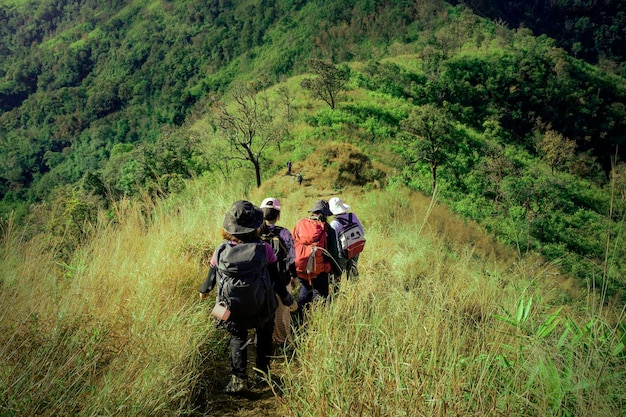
[195,165,349,417]
[194,331,293,417]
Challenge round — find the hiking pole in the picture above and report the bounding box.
[319,247,344,276]
[319,247,343,297]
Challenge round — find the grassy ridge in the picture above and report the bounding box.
[0,176,242,415]
[2,2,625,414]
[284,189,624,416]
[1,170,624,416]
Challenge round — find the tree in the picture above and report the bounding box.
[479,143,516,213]
[300,59,350,110]
[215,84,284,188]
[277,85,294,123]
[536,129,576,173]
[401,104,457,192]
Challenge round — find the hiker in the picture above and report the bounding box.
[296,172,303,186]
[259,197,298,350]
[329,197,366,281]
[292,199,341,322]
[286,160,292,175]
[199,200,296,394]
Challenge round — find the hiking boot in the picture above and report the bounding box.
[224,375,248,394]
[272,340,295,359]
[252,372,283,389]
[252,373,268,389]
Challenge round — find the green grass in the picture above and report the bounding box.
[280,188,625,417]
[1,173,624,416]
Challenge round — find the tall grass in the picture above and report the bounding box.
[280,188,626,417]
[0,177,246,416]
[1,178,624,416]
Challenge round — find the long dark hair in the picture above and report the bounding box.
[221,229,260,243]
[262,207,280,221]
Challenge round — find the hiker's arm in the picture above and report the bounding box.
[269,262,294,306]
[199,265,217,300]
[289,262,297,280]
[326,226,340,260]
[324,227,343,275]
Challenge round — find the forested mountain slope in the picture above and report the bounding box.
[453,0,626,68]
[1,0,626,294]
[0,0,445,211]
[1,2,626,415]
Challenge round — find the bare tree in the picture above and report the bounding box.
[277,85,294,123]
[215,85,284,188]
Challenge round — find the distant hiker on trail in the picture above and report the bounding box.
[292,200,341,323]
[329,197,366,282]
[296,172,303,186]
[259,197,298,350]
[198,200,295,394]
[286,160,292,175]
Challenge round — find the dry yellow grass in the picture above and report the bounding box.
[1,155,623,416]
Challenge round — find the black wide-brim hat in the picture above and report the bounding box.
[308,199,332,216]
[223,200,264,234]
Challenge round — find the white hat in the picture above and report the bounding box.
[329,197,350,215]
[260,197,281,211]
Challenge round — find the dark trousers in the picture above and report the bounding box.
[228,316,274,379]
[295,272,329,323]
[337,253,360,280]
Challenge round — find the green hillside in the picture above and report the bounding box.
[452,0,626,67]
[1,165,624,416]
[1,1,626,415]
[0,0,448,208]
[1,0,625,295]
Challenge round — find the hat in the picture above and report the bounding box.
[260,197,281,211]
[223,200,264,234]
[329,197,351,215]
[308,199,332,216]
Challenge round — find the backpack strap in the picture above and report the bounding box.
[335,213,352,227]
[260,225,289,259]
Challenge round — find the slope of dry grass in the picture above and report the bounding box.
[1,151,623,416]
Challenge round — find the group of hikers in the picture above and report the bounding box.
[199,196,366,393]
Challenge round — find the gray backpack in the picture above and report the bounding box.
[215,242,277,328]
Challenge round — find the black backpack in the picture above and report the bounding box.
[259,224,291,287]
[215,241,278,328]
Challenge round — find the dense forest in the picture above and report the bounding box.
[1,0,626,293]
[454,0,626,68]
[0,0,445,211]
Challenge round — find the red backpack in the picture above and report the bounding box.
[292,217,327,282]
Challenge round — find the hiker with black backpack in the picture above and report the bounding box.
[329,197,366,281]
[258,197,298,351]
[198,200,295,394]
[292,199,342,323]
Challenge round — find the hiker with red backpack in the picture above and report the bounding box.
[329,197,365,281]
[258,197,298,350]
[292,199,341,322]
[198,200,295,394]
